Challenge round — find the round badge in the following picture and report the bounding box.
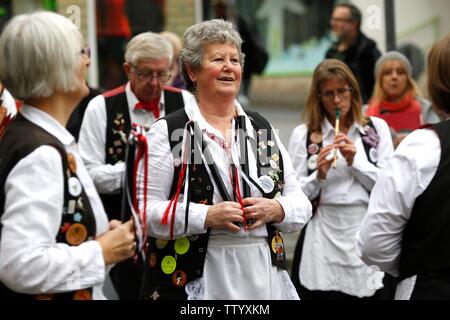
[308,143,319,155]
[271,235,284,254]
[65,223,88,245]
[172,270,187,287]
[258,175,275,194]
[149,253,157,268]
[155,239,169,250]
[189,234,199,242]
[173,158,182,167]
[67,153,77,174]
[307,154,319,171]
[174,237,190,255]
[161,255,177,275]
[269,159,279,169]
[267,140,275,147]
[68,177,82,197]
[369,148,378,163]
[310,132,322,144]
[73,289,92,300]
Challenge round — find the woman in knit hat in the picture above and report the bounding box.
[365,51,440,147]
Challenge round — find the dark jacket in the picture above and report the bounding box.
[326,32,381,103]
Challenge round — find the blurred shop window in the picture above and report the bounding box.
[236,0,336,76]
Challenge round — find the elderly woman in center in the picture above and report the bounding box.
[138,19,312,300]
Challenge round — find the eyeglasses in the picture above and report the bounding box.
[319,87,353,101]
[130,64,171,83]
[79,46,91,58]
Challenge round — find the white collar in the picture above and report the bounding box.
[125,82,165,111]
[20,105,75,146]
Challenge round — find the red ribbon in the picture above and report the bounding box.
[135,97,160,119]
[131,126,149,251]
[161,128,191,239]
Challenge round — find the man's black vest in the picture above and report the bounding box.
[140,108,287,300]
[399,120,450,280]
[0,114,97,300]
[101,85,184,221]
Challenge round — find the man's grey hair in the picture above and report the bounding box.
[179,19,245,93]
[125,32,173,66]
[0,11,84,100]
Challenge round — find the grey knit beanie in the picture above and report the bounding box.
[374,51,413,77]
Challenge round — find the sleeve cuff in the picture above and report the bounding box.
[186,203,209,235]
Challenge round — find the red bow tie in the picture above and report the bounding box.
[135,98,160,119]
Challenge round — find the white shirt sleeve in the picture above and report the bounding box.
[273,128,313,234]
[288,124,321,200]
[0,146,105,294]
[357,128,440,276]
[350,117,394,191]
[78,94,125,194]
[142,120,208,240]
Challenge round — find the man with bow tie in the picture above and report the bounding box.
[78,32,190,299]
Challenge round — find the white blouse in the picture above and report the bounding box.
[142,96,312,240]
[78,82,192,194]
[357,128,440,277]
[0,105,109,298]
[288,117,394,205]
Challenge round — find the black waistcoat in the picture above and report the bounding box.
[102,86,184,220]
[0,114,96,300]
[399,120,450,280]
[140,108,287,300]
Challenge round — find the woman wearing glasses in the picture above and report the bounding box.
[288,59,394,299]
[0,11,135,300]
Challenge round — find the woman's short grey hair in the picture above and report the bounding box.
[179,19,245,93]
[0,11,84,100]
[125,32,173,66]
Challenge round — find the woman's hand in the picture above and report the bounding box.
[205,201,244,232]
[242,198,285,230]
[96,219,135,266]
[334,133,356,166]
[317,144,335,180]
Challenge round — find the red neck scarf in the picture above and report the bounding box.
[366,94,421,116]
[135,96,160,119]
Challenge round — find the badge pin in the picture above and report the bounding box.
[73,212,82,223]
[310,132,322,144]
[73,289,92,300]
[67,153,77,174]
[65,223,88,245]
[269,159,279,169]
[369,147,378,163]
[161,255,177,275]
[307,154,319,171]
[149,253,157,268]
[271,153,280,162]
[174,238,190,255]
[68,200,76,214]
[68,177,82,197]
[189,234,199,242]
[258,175,275,194]
[155,239,169,250]
[308,143,319,155]
[172,270,187,287]
[267,140,275,147]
